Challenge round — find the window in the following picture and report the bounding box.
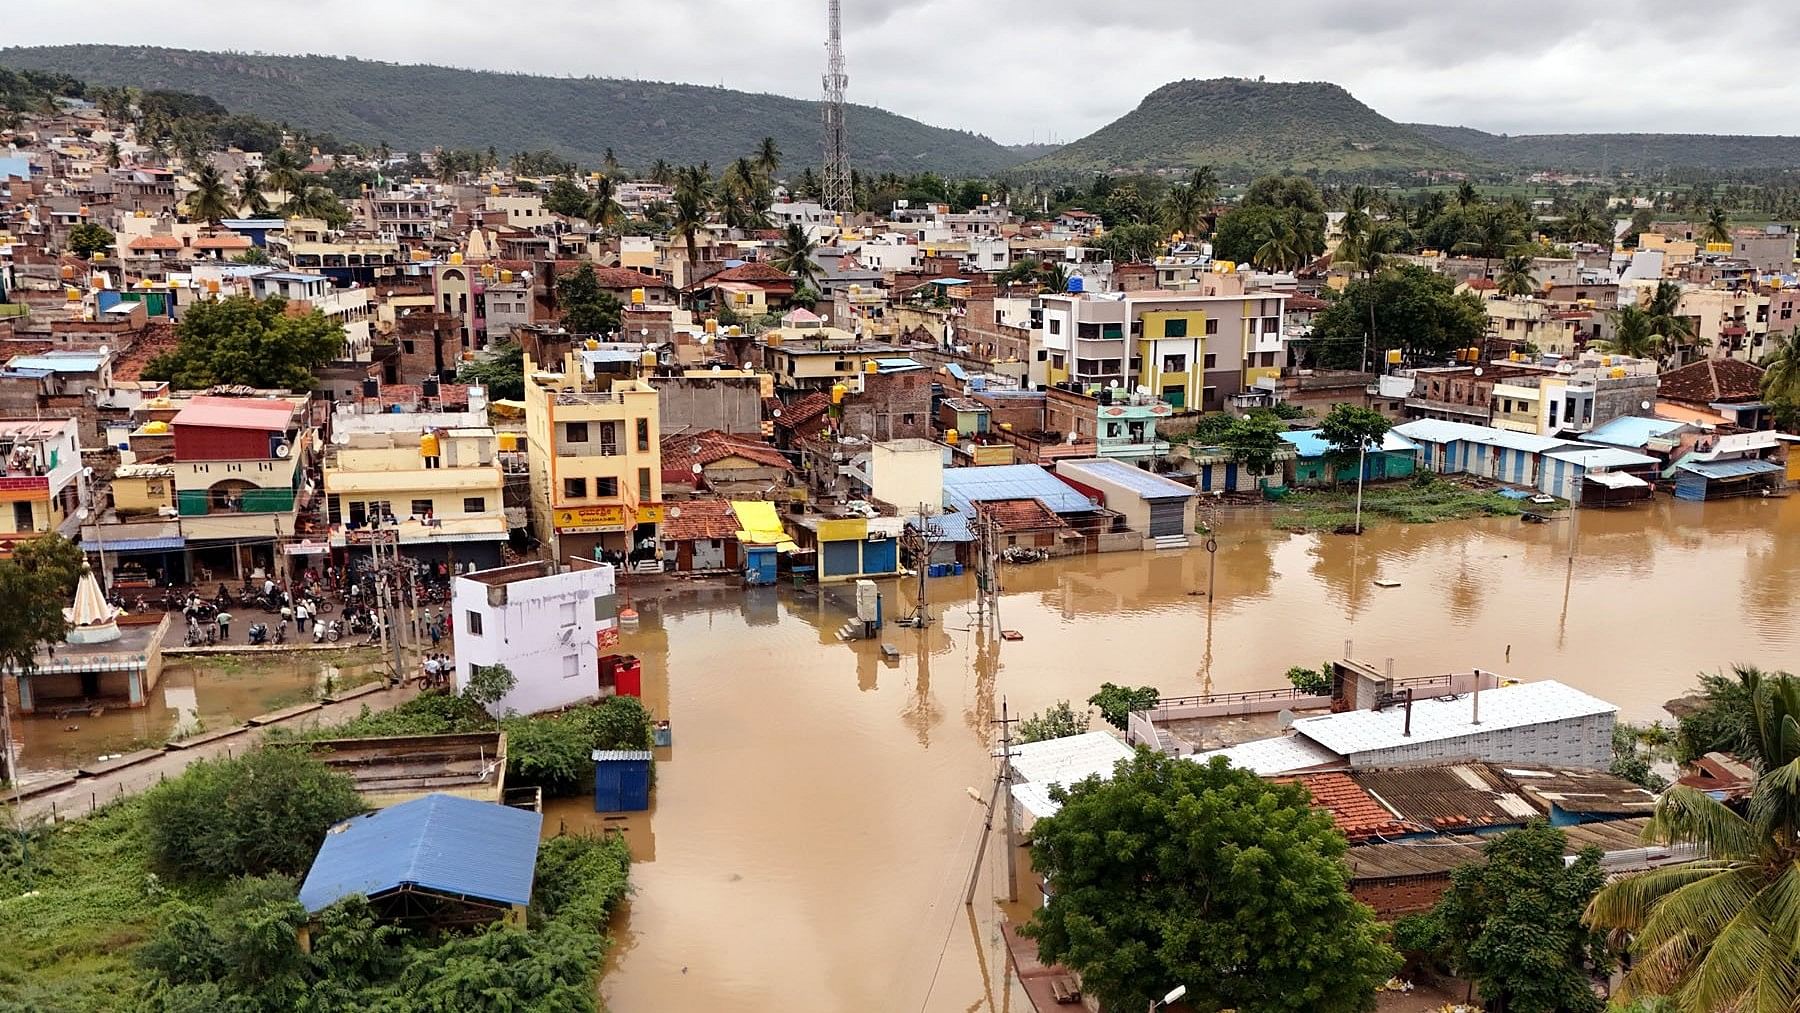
[637,467,652,494]
[563,477,587,499]
[465,610,483,636]
[1163,317,1188,338]
[1162,354,1187,373]
[1077,322,1100,340]
[401,339,415,355]
[1203,353,1217,369]
[595,476,619,497]
[901,413,917,426]
[463,496,486,513]
[410,499,433,517]
[559,602,577,627]
[1049,319,1061,335]
[636,418,650,452]
[1202,385,1217,406]
[1035,350,1047,362]
[1100,323,1123,340]
[1204,319,1219,335]
[562,653,580,679]
[348,501,366,527]
[564,421,589,443]
[1263,317,1279,333]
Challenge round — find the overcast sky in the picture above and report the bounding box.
[11,0,1799,144]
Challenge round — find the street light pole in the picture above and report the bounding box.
[1353,441,1368,535]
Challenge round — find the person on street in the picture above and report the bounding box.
[429,620,442,649]
[216,610,232,641]
[294,600,309,634]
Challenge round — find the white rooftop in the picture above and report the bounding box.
[1289,680,1615,758]
[1189,734,1341,775]
[1007,730,1134,789]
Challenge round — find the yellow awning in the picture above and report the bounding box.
[489,399,527,418]
[731,500,798,552]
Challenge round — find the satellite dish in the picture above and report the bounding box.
[76,507,90,521]
[772,408,782,419]
[691,463,703,475]
[1473,367,1484,377]
[1641,400,1652,410]
[275,442,292,459]
[689,443,702,455]
[668,506,683,519]
[1109,379,1121,388]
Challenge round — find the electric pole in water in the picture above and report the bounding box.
[965,696,1019,905]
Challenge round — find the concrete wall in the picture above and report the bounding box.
[1346,712,1614,769]
[452,562,618,716]
[656,375,763,435]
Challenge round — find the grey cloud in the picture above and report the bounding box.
[11,0,1800,143]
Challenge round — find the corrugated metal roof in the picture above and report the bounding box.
[591,749,654,762]
[1586,471,1649,489]
[1278,429,1418,459]
[942,464,1096,514]
[1190,734,1342,775]
[1584,416,1687,449]
[1290,680,1615,758]
[1055,458,1193,501]
[1393,418,1570,454]
[1351,764,1537,832]
[297,793,542,913]
[1007,730,1133,788]
[82,536,184,551]
[171,402,291,431]
[1677,458,1784,479]
[1543,446,1660,469]
[7,354,105,372]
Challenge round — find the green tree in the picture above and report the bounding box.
[671,187,708,271]
[1311,264,1488,370]
[66,221,114,258]
[1455,205,1524,277]
[585,173,625,234]
[1497,250,1538,298]
[1187,164,1220,207]
[755,136,781,179]
[1562,201,1610,245]
[1757,333,1800,422]
[1023,751,1399,1013]
[1457,180,1481,207]
[1087,682,1159,730]
[283,184,351,228]
[1018,701,1088,743]
[236,164,270,216]
[144,294,345,389]
[1672,664,1765,763]
[1218,410,1288,478]
[1645,280,1699,364]
[1704,206,1730,245]
[1285,662,1333,695]
[1601,305,1661,360]
[771,223,821,290]
[464,663,517,709]
[1437,821,1610,1013]
[263,146,305,205]
[1587,667,1800,1010]
[185,162,233,226]
[1159,182,1206,239]
[543,176,589,218]
[456,340,525,401]
[104,138,122,170]
[556,265,623,335]
[0,536,83,695]
[1319,403,1392,487]
[140,748,363,879]
[1099,221,1163,263]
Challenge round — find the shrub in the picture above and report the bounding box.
[1087,683,1160,731]
[502,696,656,797]
[464,663,517,709]
[1018,701,1089,743]
[1286,662,1333,696]
[139,748,363,880]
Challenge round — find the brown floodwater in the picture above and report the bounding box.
[553,494,1798,1012]
[12,653,382,773]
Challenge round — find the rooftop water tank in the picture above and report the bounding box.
[1066,276,1084,294]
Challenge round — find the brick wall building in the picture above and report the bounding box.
[840,369,931,441]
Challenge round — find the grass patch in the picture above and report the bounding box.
[1271,475,1536,531]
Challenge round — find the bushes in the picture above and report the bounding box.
[1087,683,1160,730]
[139,748,363,879]
[1018,701,1089,743]
[501,696,655,797]
[1285,662,1334,696]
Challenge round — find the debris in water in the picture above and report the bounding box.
[1374,579,1401,588]
[1001,630,1024,641]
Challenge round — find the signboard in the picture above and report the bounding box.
[345,529,398,545]
[553,504,628,532]
[634,504,666,524]
[284,541,330,556]
[597,626,620,650]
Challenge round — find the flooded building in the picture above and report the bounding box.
[1053,457,1197,548]
[306,730,509,808]
[453,559,619,716]
[323,417,509,570]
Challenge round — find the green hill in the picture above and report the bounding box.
[1408,122,1800,172]
[0,45,1028,176]
[1019,78,1473,176]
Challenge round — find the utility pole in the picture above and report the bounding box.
[964,697,1019,905]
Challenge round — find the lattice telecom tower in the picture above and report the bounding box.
[821,0,852,213]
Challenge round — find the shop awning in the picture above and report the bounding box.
[86,536,185,552]
[731,500,798,552]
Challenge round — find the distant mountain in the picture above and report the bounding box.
[0,45,1030,176]
[1409,122,1800,172]
[1019,78,1474,176]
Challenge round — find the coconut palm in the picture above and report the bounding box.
[771,223,821,290]
[649,159,674,186]
[1601,305,1661,360]
[1760,333,1800,406]
[1338,222,1408,279]
[264,147,306,206]
[1252,216,1299,272]
[1160,184,1206,240]
[602,147,621,178]
[103,139,123,170]
[1187,165,1220,208]
[186,162,233,227]
[1646,280,1700,363]
[1705,206,1731,245]
[1564,202,1609,245]
[585,174,624,234]
[1455,205,1523,278]
[1586,665,1800,1011]
[1456,180,1481,207]
[1497,251,1537,298]
[237,165,270,216]
[755,136,781,179]
[670,188,707,271]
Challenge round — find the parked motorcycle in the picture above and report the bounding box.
[246,623,269,646]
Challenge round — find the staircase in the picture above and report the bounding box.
[1149,534,1190,551]
[836,620,864,642]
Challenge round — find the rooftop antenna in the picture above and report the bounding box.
[821,0,852,214]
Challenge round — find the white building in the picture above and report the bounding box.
[451,559,619,716]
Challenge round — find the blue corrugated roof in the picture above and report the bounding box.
[1056,458,1193,501]
[83,536,184,551]
[297,793,542,914]
[7,354,105,372]
[1393,418,1569,454]
[1543,446,1660,469]
[1584,416,1686,449]
[944,363,968,381]
[942,464,1096,514]
[1278,429,1418,458]
[1677,458,1784,479]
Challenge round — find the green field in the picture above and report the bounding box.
[1270,476,1538,531]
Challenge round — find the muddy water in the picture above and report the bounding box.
[565,494,1797,1012]
[13,653,382,773]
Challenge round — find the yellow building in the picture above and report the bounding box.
[110,463,176,516]
[524,350,663,564]
[0,418,86,553]
[323,427,510,568]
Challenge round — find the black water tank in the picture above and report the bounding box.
[422,376,440,398]
[361,377,379,398]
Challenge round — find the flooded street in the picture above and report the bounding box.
[12,652,383,773]
[585,494,1798,1012]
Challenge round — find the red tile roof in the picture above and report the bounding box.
[589,267,668,289]
[1283,772,1409,841]
[705,262,796,287]
[1464,278,1498,290]
[974,498,1070,534]
[771,391,831,430]
[112,322,177,381]
[1657,357,1766,405]
[660,429,794,474]
[128,235,183,251]
[660,498,741,541]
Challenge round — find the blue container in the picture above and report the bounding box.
[1066,275,1084,293]
[592,750,653,812]
[953,562,965,576]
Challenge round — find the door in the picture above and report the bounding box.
[1147,500,1185,537]
[1224,463,1239,490]
[822,539,860,577]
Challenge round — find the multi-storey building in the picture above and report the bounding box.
[0,418,86,553]
[323,417,509,570]
[524,350,663,565]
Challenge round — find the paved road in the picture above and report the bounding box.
[7,682,422,825]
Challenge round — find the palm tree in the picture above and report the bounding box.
[1186,165,1220,208]
[602,147,621,178]
[1456,180,1481,207]
[1587,666,1800,1011]
[586,174,624,234]
[1338,222,1407,279]
[1601,305,1661,359]
[265,147,305,206]
[755,136,781,180]
[771,223,821,290]
[1455,205,1523,278]
[1704,206,1731,245]
[237,165,270,216]
[649,159,674,186]
[1646,280,1699,363]
[104,139,123,170]
[1497,251,1537,298]
[1564,202,1608,245]
[1759,333,1800,406]
[1039,261,1070,294]
[186,162,233,227]
[1252,216,1299,272]
[670,189,708,271]
[1159,184,1206,240]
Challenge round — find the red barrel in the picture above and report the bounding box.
[600,654,642,698]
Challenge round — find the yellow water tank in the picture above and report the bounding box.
[65,288,80,302]
[945,429,959,445]
[134,209,147,218]
[500,269,513,283]
[640,349,657,368]
[584,338,600,350]
[631,288,645,305]
[449,252,464,266]
[1600,355,1613,366]
[490,184,501,196]
[1611,367,1627,379]
[831,382,847,405]
[864,359,878,374]
[498,433,518,452]
[1386,349,1402,365]
[480,262,495,279]
[420,433,440,458]
[206,279,221,293]
[143,420,170,434]
[704,318,718,333]
[60,263,74,279]
[1000,422,1013,432]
